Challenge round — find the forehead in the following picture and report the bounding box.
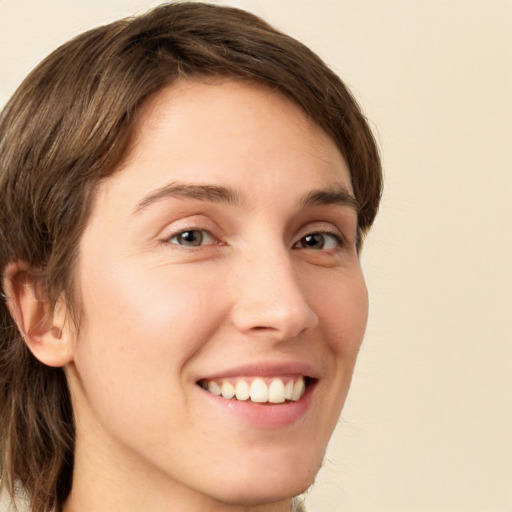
[95,78,353,214]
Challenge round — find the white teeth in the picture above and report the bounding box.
[208,381,222,396]
[268,378,285,403]
[235,380,250,401]
[250,378,268,403]
[291,378,305,401]
[284,380,294,400]
[221,381,235,399]
[203,376,307,404]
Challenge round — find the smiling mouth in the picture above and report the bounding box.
[198,376,314,404]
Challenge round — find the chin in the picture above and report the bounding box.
[208,449,322,507]
[217,481,312,508]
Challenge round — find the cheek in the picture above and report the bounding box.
[72,260,227,417]
[294,268,368,452]
[315,268,369,356]
[81,257,223,343]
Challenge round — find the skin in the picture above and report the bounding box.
[10,79,369,512]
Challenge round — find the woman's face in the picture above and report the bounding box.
[66,79,368,508]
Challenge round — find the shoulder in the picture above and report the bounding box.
[293,498,308,512]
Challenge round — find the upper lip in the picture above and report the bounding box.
[196,361,321,382]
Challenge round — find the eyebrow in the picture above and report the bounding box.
[132,182,244,215]
[300,186,359,212]
[132,182,358,215]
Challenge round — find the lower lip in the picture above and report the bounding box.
[198,381,316,429]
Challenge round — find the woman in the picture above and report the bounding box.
[0,3,382,512]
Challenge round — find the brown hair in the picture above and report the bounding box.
[0,3,382,511]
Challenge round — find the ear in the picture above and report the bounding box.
[2,261,74,367]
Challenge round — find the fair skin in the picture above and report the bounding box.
[6,79,368,512]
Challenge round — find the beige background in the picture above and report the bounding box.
[1,1,511,511]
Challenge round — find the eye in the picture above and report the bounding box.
[168,229,216,247]
[294,232,342,251]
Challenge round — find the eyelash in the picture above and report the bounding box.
[165,228,345,251]
[292,230,345,251]
[167,229,218,248]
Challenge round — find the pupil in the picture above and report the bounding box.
[180,231,202,246]
[304,234,324,248]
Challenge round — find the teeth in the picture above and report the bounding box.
[284,380,294,400]
[221,381,235,399]
[268,378,285,403]
[250,378,268,403]
[235,380,250,401]
[291,378,305,401]
[203,377,307,404]
[208,381,222,396]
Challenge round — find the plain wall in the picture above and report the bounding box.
[1,1,511,511]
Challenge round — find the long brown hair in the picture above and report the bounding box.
[0,3,382,511]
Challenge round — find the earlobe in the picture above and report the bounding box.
[2,261,74,367]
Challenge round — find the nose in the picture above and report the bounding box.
[230,246,319,340]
